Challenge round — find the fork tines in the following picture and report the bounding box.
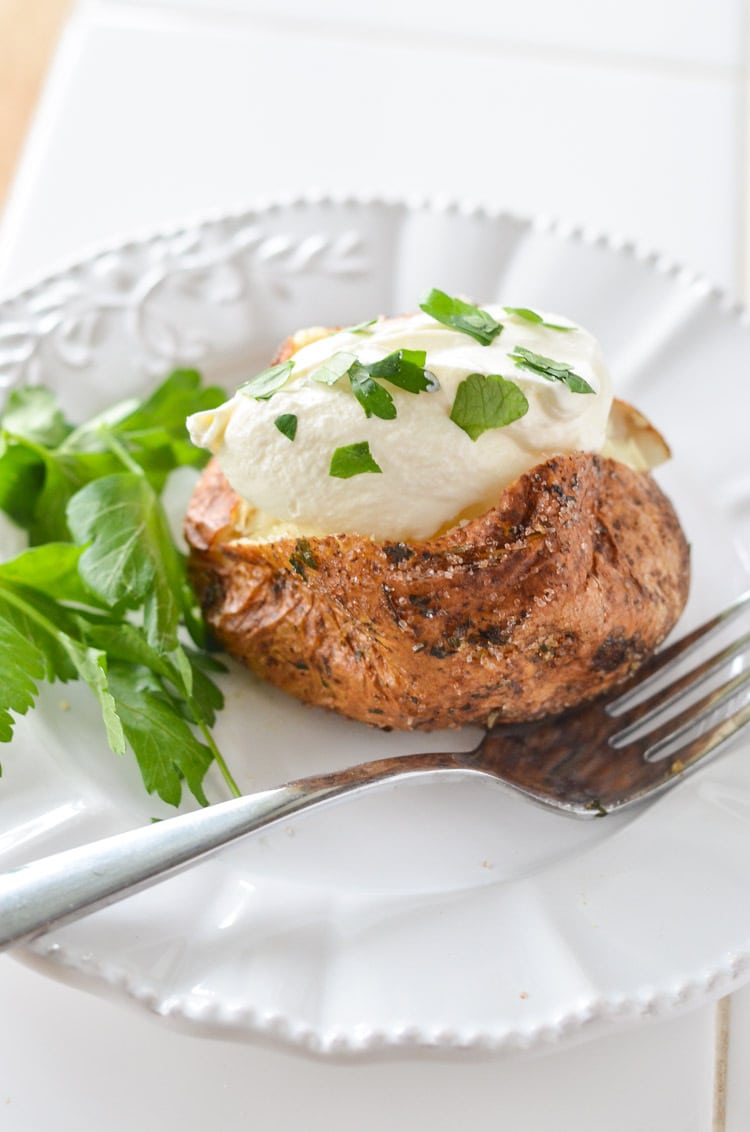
[609,590,750,783]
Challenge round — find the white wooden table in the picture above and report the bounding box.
[1,2,749,1127]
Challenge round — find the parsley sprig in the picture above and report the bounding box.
[0,371,240,807]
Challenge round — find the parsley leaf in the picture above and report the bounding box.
[0,439,47,529]
[0,580,125,756]
[450,373,529,440]
[0,542,96,605]
[0,616,48,742]
[1,386,72,447]
[508,345,594,394]
[106,663,213,808]
[419,289,503,346]
[310,352,359,386]
[348,363,397,420]
[329,441,383,478]
[238,360,294,399]
[27,453,107,544]
[109,369,222,436]
[62,638,127,755]
[367,349,439,393]
[67,473,184,652]
[0,581,79,684]
[274,413,298,441]
[503,307,575,332]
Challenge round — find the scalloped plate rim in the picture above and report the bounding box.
[1,190,750,1060]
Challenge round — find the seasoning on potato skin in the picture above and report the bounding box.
[185,453,689,731]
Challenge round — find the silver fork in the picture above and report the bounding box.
[2,591,750,952]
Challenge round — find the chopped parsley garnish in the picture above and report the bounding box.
[0,371,240,807]
[503,307,575,332]
[508,345,594,394]
[449,373,529,441]
[310,349,438,420]
[419,289,503,346]
[274,413,298,441]
[238,360,294,399]
[329,441,383,478]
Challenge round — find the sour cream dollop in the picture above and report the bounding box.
[188,305,614,541]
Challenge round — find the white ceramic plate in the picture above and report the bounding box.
[1,195,750,1060]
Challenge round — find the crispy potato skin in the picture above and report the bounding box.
[185,453,690,730]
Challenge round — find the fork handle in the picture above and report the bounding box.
[0,752,459,952]
[0,784,313,952]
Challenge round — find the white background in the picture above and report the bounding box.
[1,1,750,1128]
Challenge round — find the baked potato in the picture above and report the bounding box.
[184,296,690,730]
